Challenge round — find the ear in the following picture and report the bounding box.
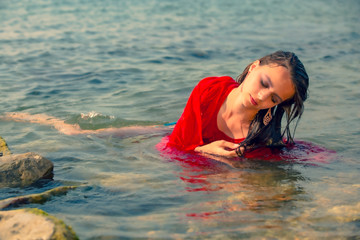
[248,60,260,73]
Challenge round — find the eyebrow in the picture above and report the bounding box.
[264,74,283,102]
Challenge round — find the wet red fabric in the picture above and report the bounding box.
[158,136,336,164]
[166,76,243,151]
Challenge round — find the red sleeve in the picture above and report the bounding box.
[167,77,219,151]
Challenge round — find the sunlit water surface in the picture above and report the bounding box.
[0,0,359,239]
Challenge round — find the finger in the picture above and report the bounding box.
[225,149,238,157]
[215,148,237,157]
[219,141,239,150]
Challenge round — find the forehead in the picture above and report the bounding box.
[261,65,295,101]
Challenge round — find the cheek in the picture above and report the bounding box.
[243,77,258,92]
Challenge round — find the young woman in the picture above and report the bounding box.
[166,50,309,157]
[1,51,309,158]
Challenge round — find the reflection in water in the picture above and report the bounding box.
[158,140,334,209]
[186,159,304,212]
[156,138,338,232]
[163,154,310,238]
[156,139,359,239]
[171,151,307,223]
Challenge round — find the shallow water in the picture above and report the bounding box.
[1,0,359,239]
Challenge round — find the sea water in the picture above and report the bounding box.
[0,0,359,239]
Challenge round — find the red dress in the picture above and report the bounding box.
[166,76,244,151]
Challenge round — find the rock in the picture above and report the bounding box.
[0,136,11,157]
[0,152,53,188]
[0,208,78,240]
[0,186,77,210]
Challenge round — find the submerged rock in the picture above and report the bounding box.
[0,185,77,210]
[0,136,11,156]
[0,152,53,188]
[0,208,78,240]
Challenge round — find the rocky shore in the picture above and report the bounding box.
[0,136,79,239]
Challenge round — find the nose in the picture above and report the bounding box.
[257,89,271,101]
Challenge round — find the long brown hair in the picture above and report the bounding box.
[235,51,309,152]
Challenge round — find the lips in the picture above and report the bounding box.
[250,95,258,106]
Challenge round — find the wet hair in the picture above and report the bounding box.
[235,50,309,152]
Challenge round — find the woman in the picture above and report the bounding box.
[1,51,309,158]
[166,50,309,157]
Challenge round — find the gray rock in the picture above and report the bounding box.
[0,152,53,188]
[0,208,78,240]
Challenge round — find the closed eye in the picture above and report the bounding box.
[261,79,269,88]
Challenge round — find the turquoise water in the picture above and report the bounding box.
[1,0,359,239]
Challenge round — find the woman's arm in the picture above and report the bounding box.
[1,112,84,135]
[1,112,171,137]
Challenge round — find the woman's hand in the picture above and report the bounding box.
[194,140,243,158]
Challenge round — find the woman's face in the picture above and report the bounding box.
[238,60,295,110]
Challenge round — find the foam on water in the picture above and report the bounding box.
[80,111,115,120]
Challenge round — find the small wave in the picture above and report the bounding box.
[80,111,115,120]
[66,111,164,130]
[64,111,117,130]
